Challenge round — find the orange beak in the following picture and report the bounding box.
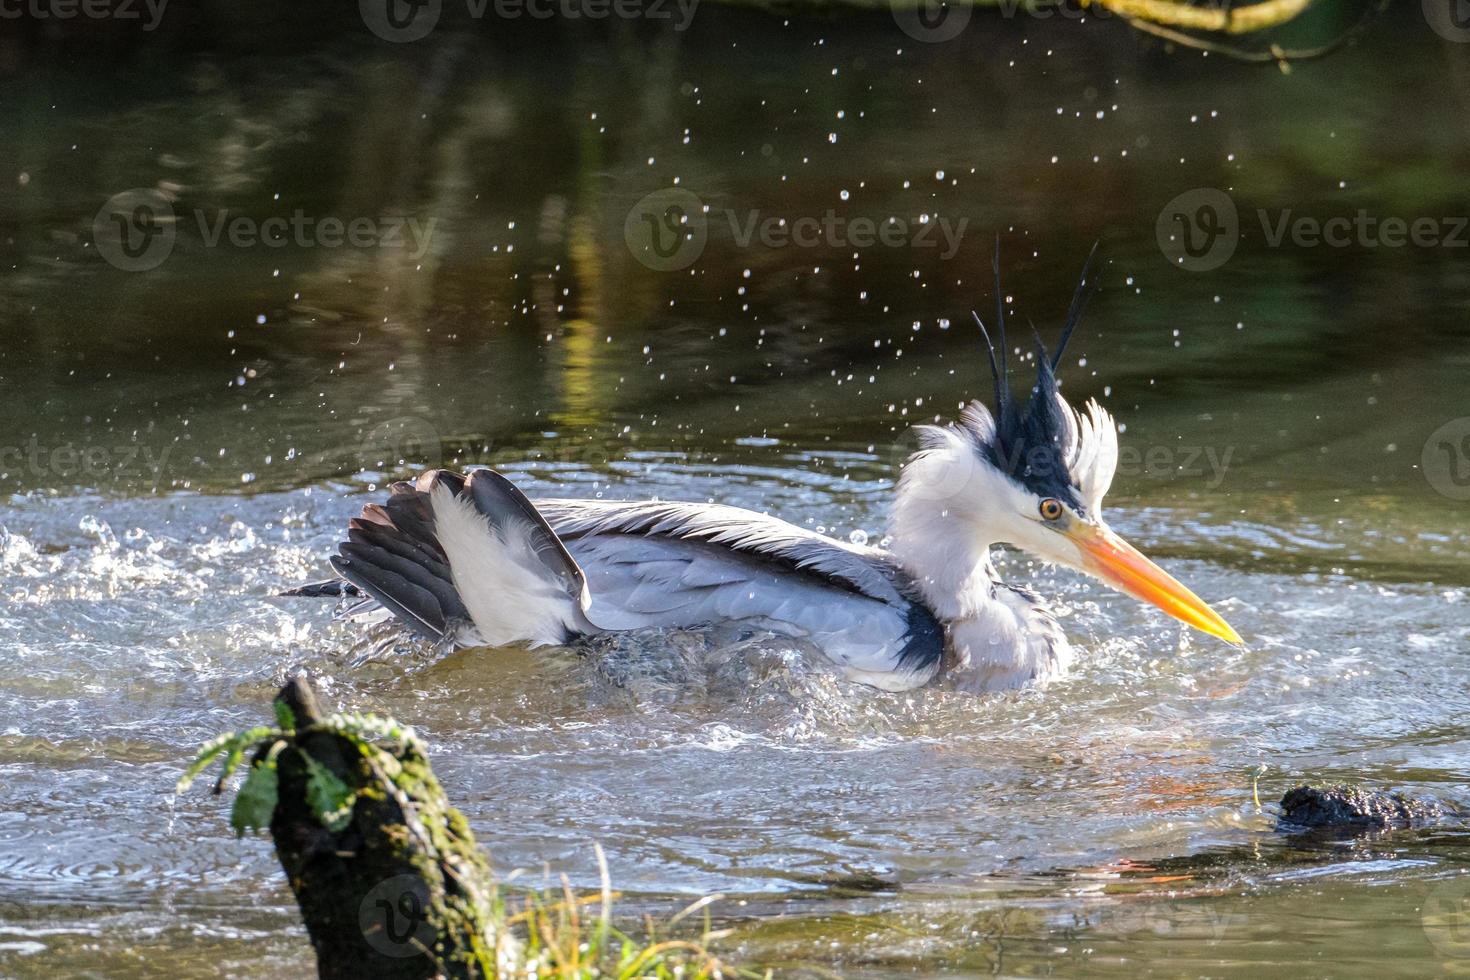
[1067,522,1243,645]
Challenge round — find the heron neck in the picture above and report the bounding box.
[888,492,999,622]
[889,488,1071,691]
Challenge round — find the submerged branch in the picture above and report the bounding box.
[1097,0,1389,69]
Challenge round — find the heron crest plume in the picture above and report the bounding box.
[956,242,1117,518]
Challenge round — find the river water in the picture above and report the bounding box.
[3,3,1470,975]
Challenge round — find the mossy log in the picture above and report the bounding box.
[266,677,497,979]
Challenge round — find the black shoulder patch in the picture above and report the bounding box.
[895,601,945,675]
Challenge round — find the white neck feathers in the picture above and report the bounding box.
[888,425,1072,690]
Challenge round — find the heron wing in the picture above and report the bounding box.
[538,499,907,601]
[537,499,943,689]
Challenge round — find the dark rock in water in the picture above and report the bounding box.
[1278,784,1447,830]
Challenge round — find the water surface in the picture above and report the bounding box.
[3,4,1470,975]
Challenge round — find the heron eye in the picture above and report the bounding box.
[1038,498,1063,521]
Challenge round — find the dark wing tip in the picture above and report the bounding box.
[279,579,361,598]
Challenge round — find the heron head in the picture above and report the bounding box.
[901,246,1241,645]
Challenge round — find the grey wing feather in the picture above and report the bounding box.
[279,579,361,598]
[467,470,589,603]
[538,498,943,687]
[286,468,596,649]
[286,473,943,687]
[322,473,480,642]
[329,552,449,642]
[537,499,909,604]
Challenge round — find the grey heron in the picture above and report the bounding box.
[287,253,1241,694]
